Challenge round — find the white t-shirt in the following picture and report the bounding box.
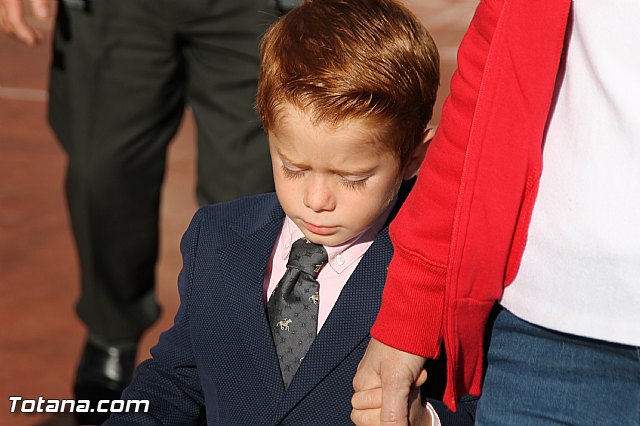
[501,0,640,347]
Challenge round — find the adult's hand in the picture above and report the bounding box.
[0,0,52,45]
[352,338,427,426]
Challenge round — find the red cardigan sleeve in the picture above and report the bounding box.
[371,0,504,357]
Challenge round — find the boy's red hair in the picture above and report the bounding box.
[256,0,440,165]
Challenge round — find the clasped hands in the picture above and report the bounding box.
[351,338,433,426]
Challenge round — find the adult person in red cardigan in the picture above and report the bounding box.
[351,0,640,424]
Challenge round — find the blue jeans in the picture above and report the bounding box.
[476,308,640,425]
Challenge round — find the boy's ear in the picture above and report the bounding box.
[403,127,435,180]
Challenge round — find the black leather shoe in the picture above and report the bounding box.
[73,339,137,425]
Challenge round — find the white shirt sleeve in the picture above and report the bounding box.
[424,402,441,426]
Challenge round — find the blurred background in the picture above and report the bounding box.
[0,1,478,424]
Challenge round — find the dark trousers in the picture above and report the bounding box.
[48,0,278,343]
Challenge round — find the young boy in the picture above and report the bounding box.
[106,1,476,424]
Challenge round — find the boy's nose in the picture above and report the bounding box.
[303,178,336,212]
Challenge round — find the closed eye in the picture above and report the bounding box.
[340,175,369,190]
[281,164,305,179]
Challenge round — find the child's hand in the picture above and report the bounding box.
[351,371,433,426]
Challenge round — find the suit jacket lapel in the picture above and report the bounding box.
[216,209,286,403]
[275,228,393,420]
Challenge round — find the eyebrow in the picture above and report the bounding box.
[277,151,303,167]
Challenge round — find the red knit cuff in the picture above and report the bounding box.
[371,250,446,358]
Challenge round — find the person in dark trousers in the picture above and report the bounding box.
[1,0,292,423]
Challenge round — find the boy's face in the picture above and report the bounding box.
[268,104,406,247]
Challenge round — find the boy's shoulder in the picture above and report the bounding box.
[192,192,284,243]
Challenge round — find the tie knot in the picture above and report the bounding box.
[287,238,328,278]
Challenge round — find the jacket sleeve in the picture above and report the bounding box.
[371,0,504,357]
[105,209,206,425]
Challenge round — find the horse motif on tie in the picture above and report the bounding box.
[308,293,319,305]
[276,318,293,331]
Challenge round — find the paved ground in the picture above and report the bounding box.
[0,1,477,424]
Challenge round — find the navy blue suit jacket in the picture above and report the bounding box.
[106,192,476,425]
